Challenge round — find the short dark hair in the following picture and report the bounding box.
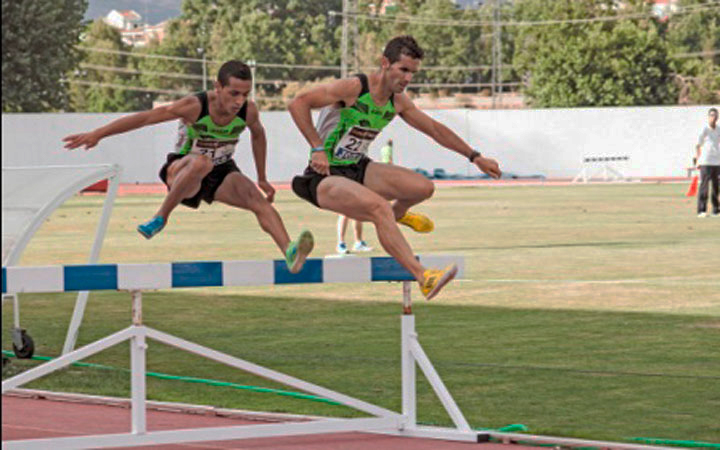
[710,107,718,116]
[383,35,424,64]
[217,60,252,86]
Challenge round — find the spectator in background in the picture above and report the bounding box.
[696,107,720,218]
[336,215,372,254]
[380,139,394,164]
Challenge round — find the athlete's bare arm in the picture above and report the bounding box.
[245,101,275,202]
[394,93,502,179]
[63,95,201,151]
[288,78,363,175]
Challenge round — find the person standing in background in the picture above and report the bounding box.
[380,139,394,164]
[696,107,720,218]
[336,216,372,254]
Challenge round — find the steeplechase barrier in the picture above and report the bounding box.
[2,255,490,448]
[572,156,630,183]
[1,255,674,450]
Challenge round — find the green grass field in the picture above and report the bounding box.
[3,183,720,444]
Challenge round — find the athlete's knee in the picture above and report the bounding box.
[416,178,434,200]
[367,198,394,223]
[189,155,213,175]
[242,186,273,212]
[248,194,272,215]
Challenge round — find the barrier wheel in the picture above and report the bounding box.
[12,330,34,359]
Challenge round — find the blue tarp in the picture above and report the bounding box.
[414,168,546,180]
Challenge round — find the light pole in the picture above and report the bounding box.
[492,0,502,109]
[351,0,358,73]
[198,47,207,91]
[340,0,349,78]
[247,60,256,102]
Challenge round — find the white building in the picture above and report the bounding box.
[103,10,167,47]
[104,9,142,31]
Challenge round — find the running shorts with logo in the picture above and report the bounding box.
[159,91,248,209]
[292,73,395,207]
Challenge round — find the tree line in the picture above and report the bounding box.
[2,0,718,112]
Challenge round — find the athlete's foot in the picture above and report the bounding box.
[137,216,165,239]
[337,242,349,255]
[285,230,314,274]
[398,211,434,233]
[353,240,373,252]
[420,264,458,300]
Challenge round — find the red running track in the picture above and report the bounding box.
[85,177,690,197]
[2,395,535,449]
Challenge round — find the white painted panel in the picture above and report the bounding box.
[6,266,63,293]
[222,260,274,286]
[117,263,172,290]
[322,257,372,283]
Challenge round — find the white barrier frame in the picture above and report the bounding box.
[1,256,674,450]
[1,164,122,356]
[572,156,629,183]
[1,258,488,448]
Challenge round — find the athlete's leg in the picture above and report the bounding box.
[139,155,214,239]
[363,162,435,219]
[316,177,425,282]
[214,172,291,253]
[160,155,214,220]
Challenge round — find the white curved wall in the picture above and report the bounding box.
[2,105,711,183]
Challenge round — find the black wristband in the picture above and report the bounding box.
[468,150,481,163]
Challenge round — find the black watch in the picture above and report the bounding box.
[468,150,481,163]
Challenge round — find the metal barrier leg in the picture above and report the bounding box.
[401,281,416,428]
[130,290,147,435]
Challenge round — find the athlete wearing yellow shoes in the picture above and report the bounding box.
[289,36,501,299]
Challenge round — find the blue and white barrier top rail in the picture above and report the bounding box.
[1,255,464,294]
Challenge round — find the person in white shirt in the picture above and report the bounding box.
[696,107,720,218]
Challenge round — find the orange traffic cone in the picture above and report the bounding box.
[686,175,699,197]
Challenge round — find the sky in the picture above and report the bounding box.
[84,0,183,25]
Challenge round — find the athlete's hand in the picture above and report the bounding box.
[310,151,330,176]
[475,156,502,179]
[63,131,101,151]
[258,180,276,203]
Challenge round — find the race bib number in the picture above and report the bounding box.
[333,126,379,162]
[190,139,238,165]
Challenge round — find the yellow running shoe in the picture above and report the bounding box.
[420,264,458,300]
[397,211,434,233]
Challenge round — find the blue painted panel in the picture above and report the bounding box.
[172,262,223,288]
[64,265,118,291]
[370,257,414,281]
[274,259,323,284]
